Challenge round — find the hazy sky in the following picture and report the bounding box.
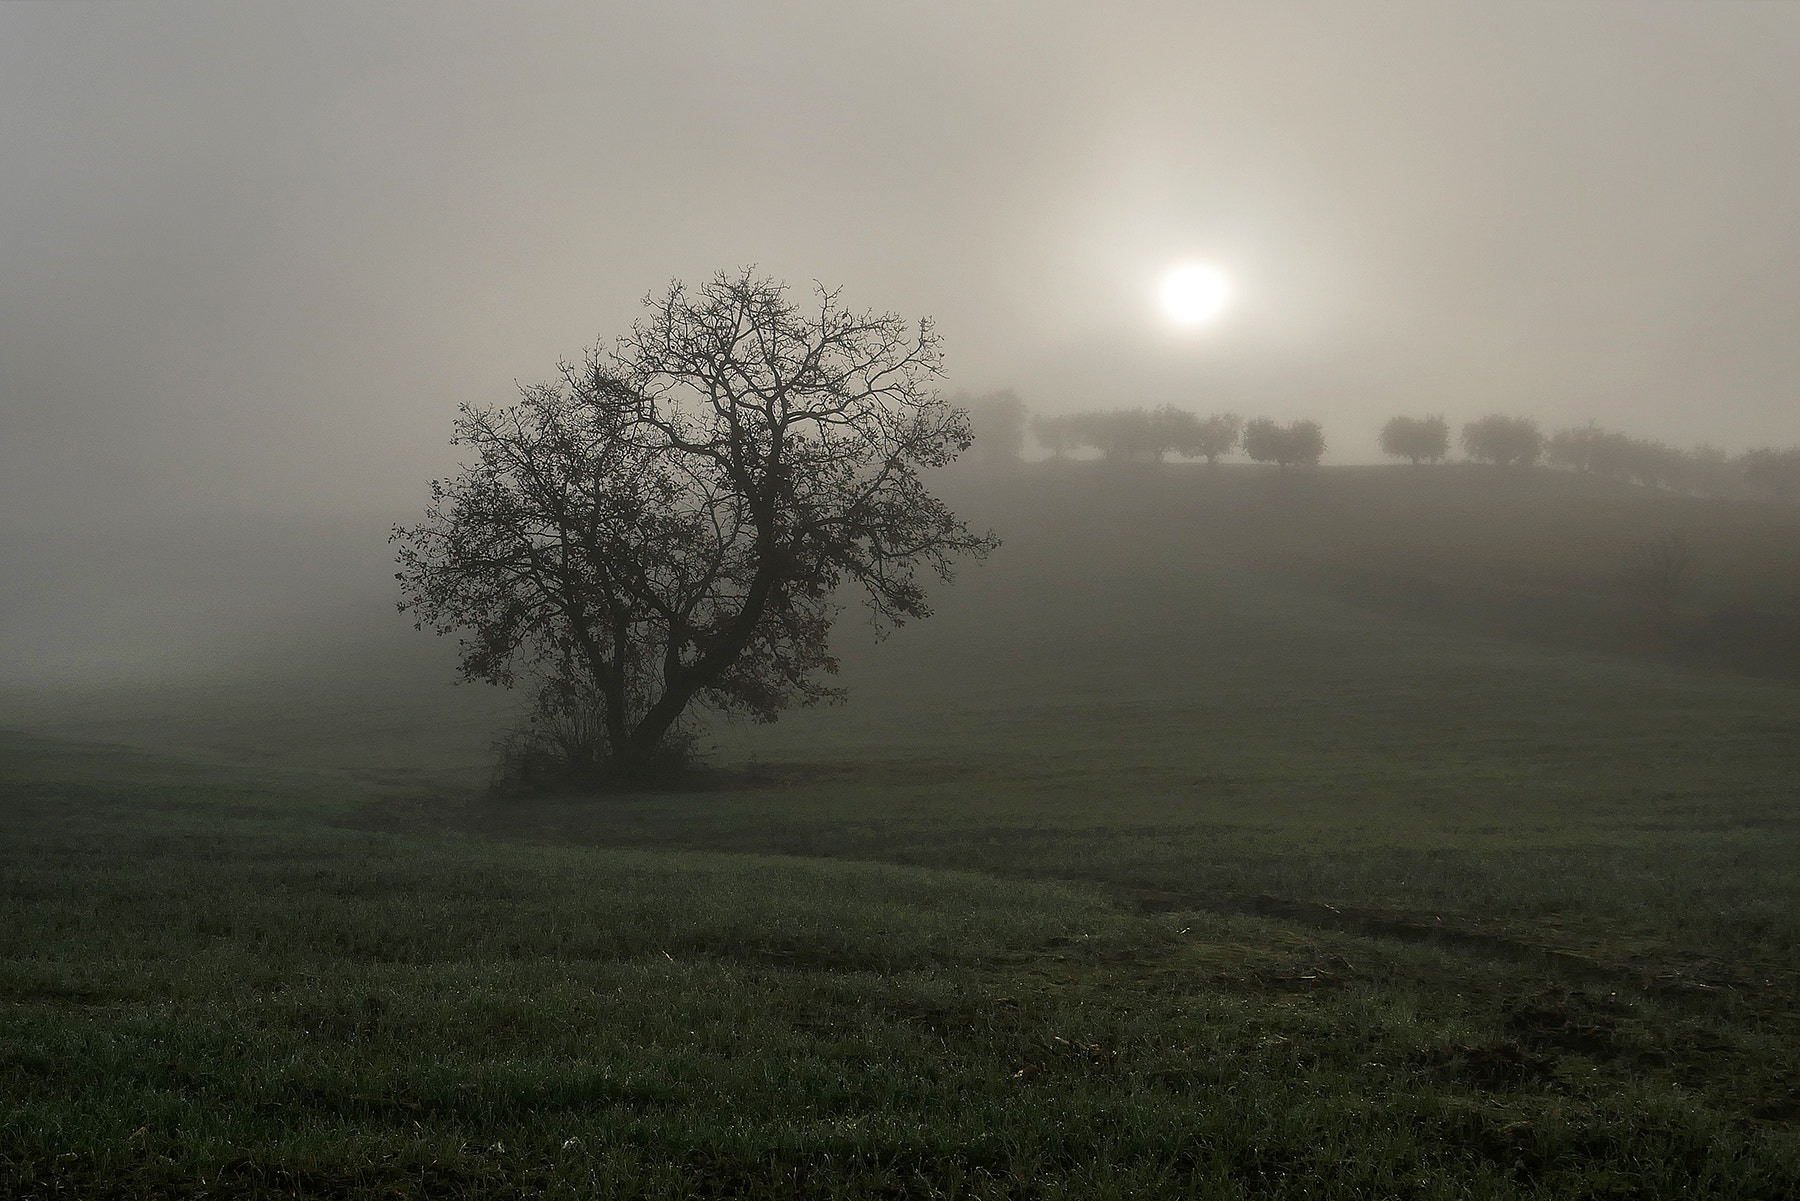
[7,0,1800,530]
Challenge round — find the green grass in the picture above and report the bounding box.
[8,733,1799,1200]
[5,463,1800,1196]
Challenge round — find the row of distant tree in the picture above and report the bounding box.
[1030,409,1327,468]
[957,392,1327,468]
[1383,413,1800,500]
[957,390,1800,500]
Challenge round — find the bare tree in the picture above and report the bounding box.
[394,270,997,785]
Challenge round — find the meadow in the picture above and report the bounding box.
[3,463,1799,1198]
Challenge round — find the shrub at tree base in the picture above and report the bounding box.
[393,270,997,789]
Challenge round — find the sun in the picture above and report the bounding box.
[1158,262,1230,327]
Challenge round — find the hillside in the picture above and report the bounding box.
[934,460,1800,678]
[5,461,1800,777]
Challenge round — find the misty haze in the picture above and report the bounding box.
[5,4,1800,1197]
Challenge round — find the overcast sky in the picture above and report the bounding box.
[6,0,1800,530]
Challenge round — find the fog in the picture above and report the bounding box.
[7,1,1800,685]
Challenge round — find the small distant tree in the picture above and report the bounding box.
[1067,408,1158,460]
[1029,412,1072,459]
[1461,414,1544,468]
[1123,409,1158,459]
[1244,417,1325,468]
[1116,409,1159,460]
[958,388,1027,464]
[1623,439,1684,490]
[1170,411,1241,464]
[1742,447,1800,500]
[1687,444,1736,498]
[1064,411,1103,457]
[1547,421,1601,473]
[1587,430,1637,481]
[1242,418,1281,465]
[1288,419,1326,467]
[1150,405,1199,462]
[1064,411,1102,458]
[1378,415,1449,465]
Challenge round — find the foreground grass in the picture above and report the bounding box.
[5,733,1799,1199]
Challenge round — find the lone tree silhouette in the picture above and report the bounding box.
[394,270,997,786]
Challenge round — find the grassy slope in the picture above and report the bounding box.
[4,463,1800,1197]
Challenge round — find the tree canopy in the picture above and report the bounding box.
[1378,415,1449,465]
[1243,418,1326,468]
[1461,414,1545,468]
[394,270,997,785]
[1175,411,1243,464]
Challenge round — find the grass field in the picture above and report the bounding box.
[4,464,1799,1197]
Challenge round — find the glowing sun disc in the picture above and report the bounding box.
[1159,263,1230,326]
